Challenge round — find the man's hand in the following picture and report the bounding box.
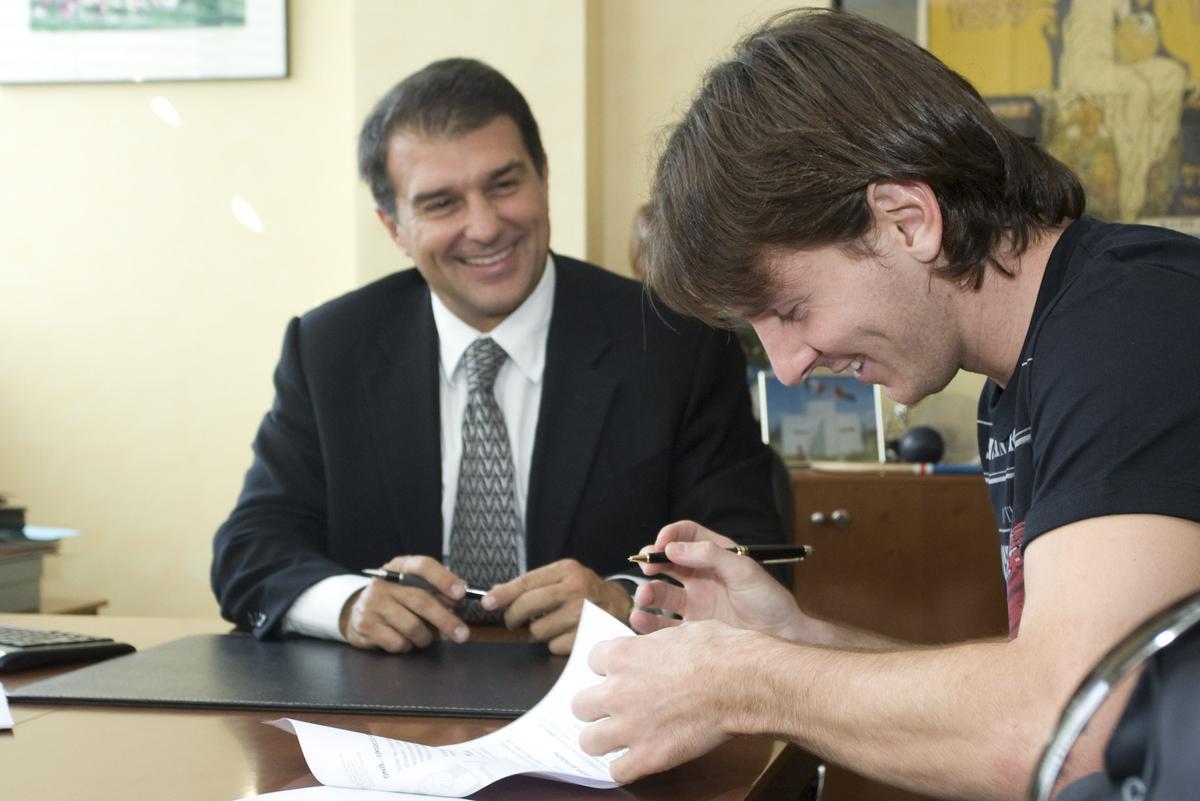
[632,520,806,639]
[339,555,472,652]
[483,559,635,654]
[573,620,766,783]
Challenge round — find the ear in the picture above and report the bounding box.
[865,181,943,264]
[375,207,411,255]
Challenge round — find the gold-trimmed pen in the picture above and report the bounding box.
[628,543,813,565]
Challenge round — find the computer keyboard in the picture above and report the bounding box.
[0,624,135,672]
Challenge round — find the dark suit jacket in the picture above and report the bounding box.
[211,255,782,637]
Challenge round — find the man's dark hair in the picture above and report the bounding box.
[645,8,1085,326]
[357,58,546,218]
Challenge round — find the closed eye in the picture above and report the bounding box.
[489,177,521,196]
[778,305,807,324]
[417,196,459,216]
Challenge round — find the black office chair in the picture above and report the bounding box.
[768,449,797,589]
[770,448,796,542]
[1028,588,1200,801]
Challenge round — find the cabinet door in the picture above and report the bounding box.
[789,472,1007,801]
[791,472,1006,643]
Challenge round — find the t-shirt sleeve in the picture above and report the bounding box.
[1021,261,1200,545]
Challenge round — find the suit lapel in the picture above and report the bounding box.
[361,280,443,559]
[525,259,617,566]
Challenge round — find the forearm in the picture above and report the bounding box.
[726,634,1057,801]
[212,515,344,634]
[787,610,914,650]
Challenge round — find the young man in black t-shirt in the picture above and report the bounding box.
[570,10,1200,800]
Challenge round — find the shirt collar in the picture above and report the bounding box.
[431,252,555,385]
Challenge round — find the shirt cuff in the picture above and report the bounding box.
[604,573,649,594]
[282,574,371,642]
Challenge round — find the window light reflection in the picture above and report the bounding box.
[231,195,264,234]
[150,96,182,127]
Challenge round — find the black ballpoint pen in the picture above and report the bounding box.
[361,568,488,597]
[627,543,814,565]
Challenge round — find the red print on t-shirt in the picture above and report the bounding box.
[1006,521,1026,638]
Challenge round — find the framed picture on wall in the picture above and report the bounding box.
[924,0,1200,235]
[752,369,885,466]
[0,0,287,84]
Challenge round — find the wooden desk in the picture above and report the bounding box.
[1,614,819,801]
[39,596,109,615]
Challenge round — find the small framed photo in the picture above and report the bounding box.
[752,369,885,465]
[0,0,287,84]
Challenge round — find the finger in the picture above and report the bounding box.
[586,638,613,676]
[637,523,697,577]
[577,717,627,758]
[640,521,733,577]
[380,554,471,602]
[663,538,755,577]
[608,750,653,785]
[629,608,681,634]
[382,585,470,645]
[346,604,415,653]
[485,560,571,611]
[547,628,576,655]
[634,579,687,615]
[571,685,607,724]
[505,576,582,628]
[527,599,582,645]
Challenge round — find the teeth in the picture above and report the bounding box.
[463,247,512,266]
[849,357,864,374]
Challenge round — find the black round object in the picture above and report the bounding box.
[898,426,944,463]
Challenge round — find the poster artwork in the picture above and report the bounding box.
[930,0,1200,235]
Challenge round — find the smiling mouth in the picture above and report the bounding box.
[831,356,864,376]
[461,246,514,266]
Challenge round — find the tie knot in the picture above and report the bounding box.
[463,337,507,392]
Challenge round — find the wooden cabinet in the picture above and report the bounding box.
[789,470,1008,801]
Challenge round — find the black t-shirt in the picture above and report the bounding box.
[978,217,1200,636]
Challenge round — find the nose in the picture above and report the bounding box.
[751,318,820,386]
[464,195,503,244]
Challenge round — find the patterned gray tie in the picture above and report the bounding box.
[448,337,522,622]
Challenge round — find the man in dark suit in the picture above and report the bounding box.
[211,58,781,655]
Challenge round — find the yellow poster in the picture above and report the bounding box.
[929,0,1200,228]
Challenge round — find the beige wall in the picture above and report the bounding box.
[0,0,981,619]
[0,1,356,617]
[588,0,817,275]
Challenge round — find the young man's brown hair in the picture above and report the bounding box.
[646,8,1084,326]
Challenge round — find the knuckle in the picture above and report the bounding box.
[405,554,435,572]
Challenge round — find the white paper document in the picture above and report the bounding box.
[269,600,632,797]
[0,681,13,730]
[244,788,477,801]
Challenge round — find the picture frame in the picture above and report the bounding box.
[751,368,885,466]
[0,0,287,85]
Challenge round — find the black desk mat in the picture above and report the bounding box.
[8,633,564,718]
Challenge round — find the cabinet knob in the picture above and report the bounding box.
[809,509,852,528]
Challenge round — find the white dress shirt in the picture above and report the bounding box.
[283,256,555,640]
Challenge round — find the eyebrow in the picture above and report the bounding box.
[409,160,528,207]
